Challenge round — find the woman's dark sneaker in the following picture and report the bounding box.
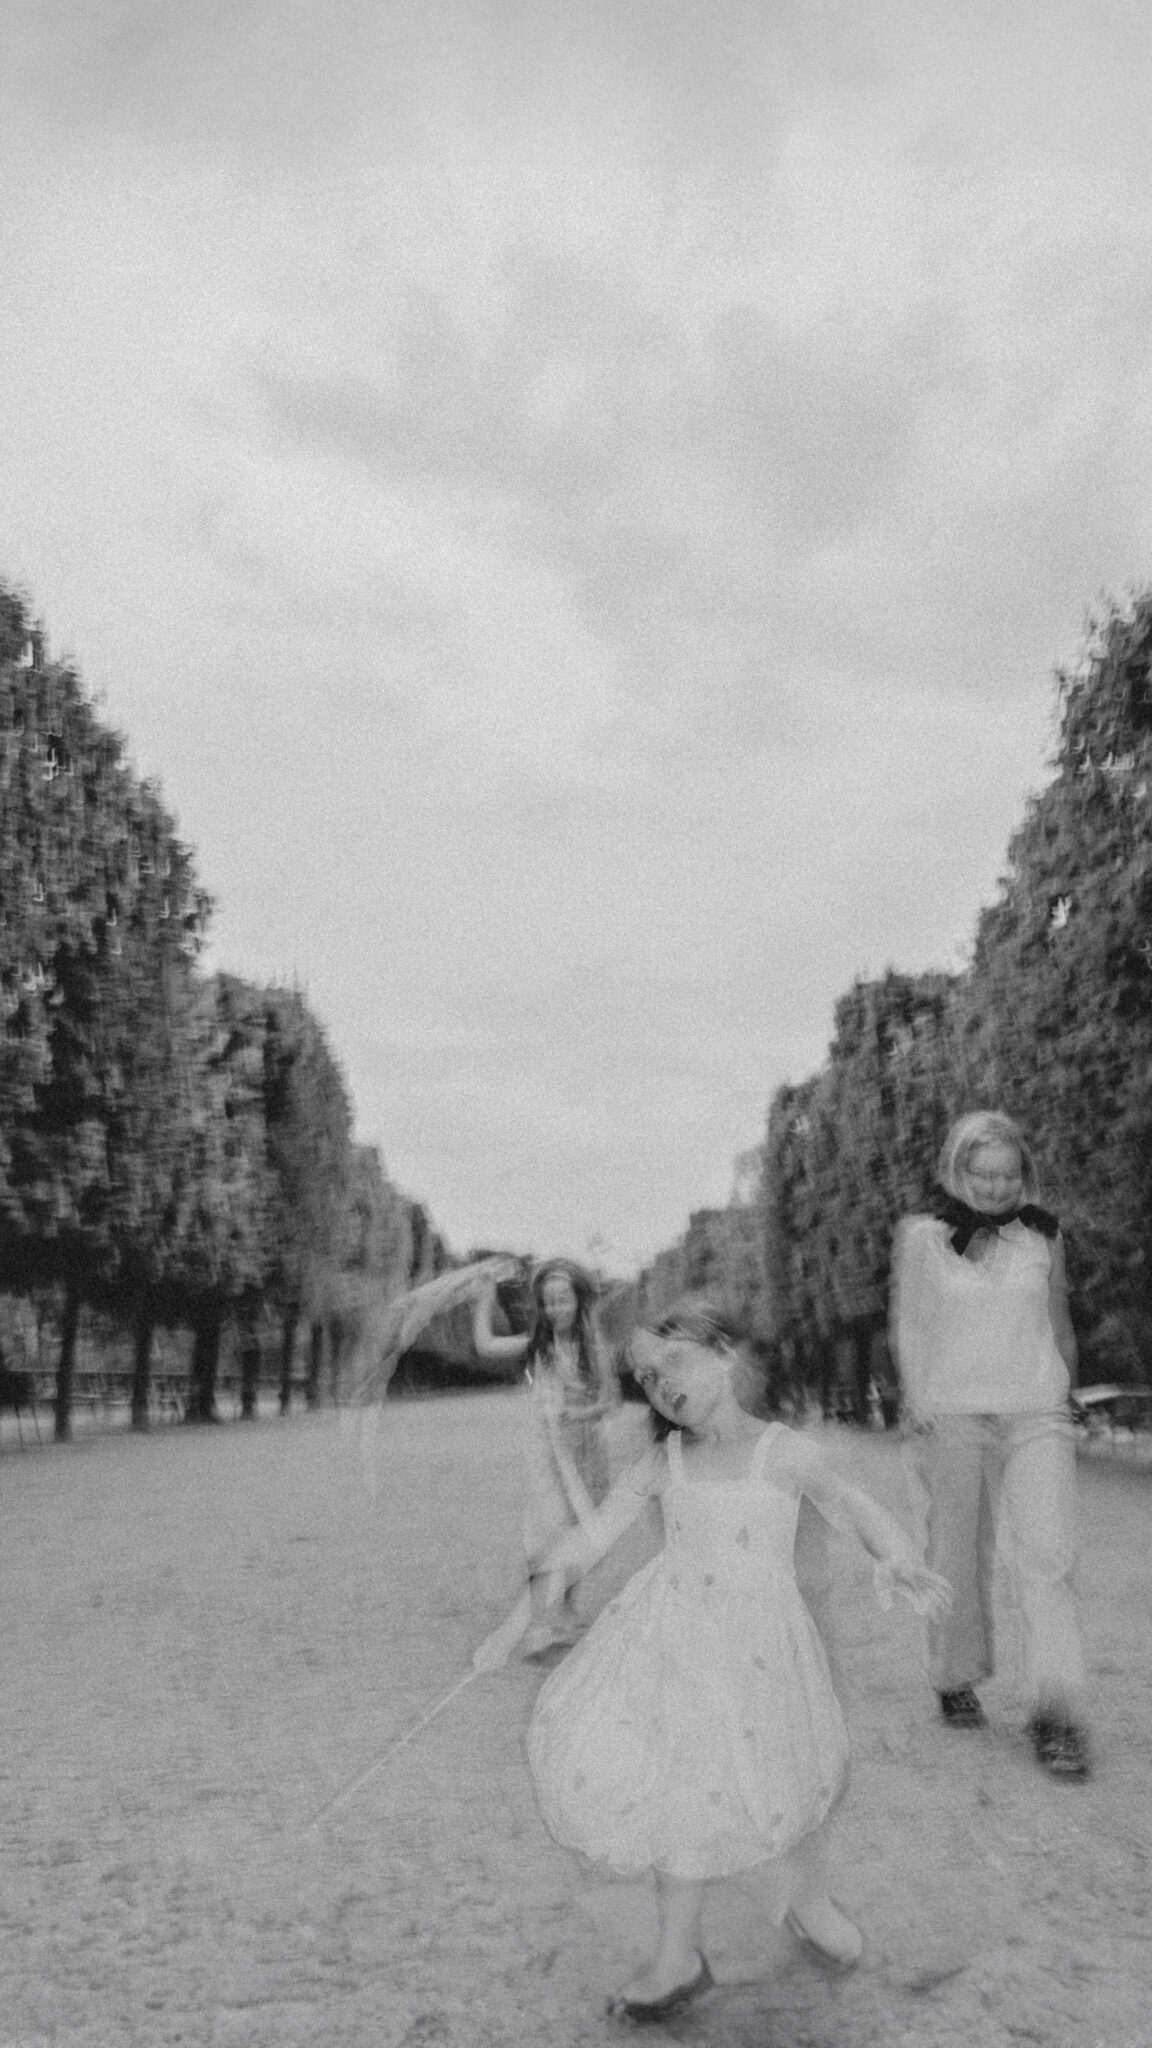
[1030,1717,1090,1779]
[939,1686,987,1728]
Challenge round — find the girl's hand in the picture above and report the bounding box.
[874,1557,952,1620]
[483,1256,524,1287]
[472,1257,524,1304]
[565,1393,610,1421]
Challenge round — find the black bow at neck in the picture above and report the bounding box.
[934,1190,1059,1257]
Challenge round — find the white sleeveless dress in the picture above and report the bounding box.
[526,1424,850,1881]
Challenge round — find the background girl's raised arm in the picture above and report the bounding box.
[471,1270,531,1363]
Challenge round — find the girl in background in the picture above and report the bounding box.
[473,1258,617,1658]
[890,1109,1089,1778]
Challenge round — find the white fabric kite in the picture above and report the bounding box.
[341,1256,519,1499]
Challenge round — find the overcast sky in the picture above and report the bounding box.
[3,1,1151,1271]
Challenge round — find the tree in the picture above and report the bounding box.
[756,594,1152,1396]
[165,976,277,1422]
[960,594,1152,1377]
[0,590,210,1435]
[1,575,458,1436]
[259,986,354,1410]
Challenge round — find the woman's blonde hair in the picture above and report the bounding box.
[937,1111,1040,1203]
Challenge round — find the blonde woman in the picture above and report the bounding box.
[890,1111,1089,1777]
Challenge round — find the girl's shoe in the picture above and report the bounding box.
[606,1953,714,2022]
[785,1899,863,1968]
[1029,1716,1090,1779]
[939,1686,986,1729]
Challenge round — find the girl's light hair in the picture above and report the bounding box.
[652,1299,742,1351]
[937,1111,1040,1203]
[643,1296,767,1425]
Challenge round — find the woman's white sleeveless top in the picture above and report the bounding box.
[897,1215,1069,1413]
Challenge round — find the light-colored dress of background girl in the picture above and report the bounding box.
[473,1258,616,1655]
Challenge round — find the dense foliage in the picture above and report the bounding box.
[0,581,446,1435]
[630,593,1152,1409]
[759,594,1152,1398]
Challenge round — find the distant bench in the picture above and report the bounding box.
[1072,1383,1152,1458]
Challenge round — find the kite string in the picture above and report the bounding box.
[297,1667,480,1834]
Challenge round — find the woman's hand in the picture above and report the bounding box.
[875,1556,953,1620]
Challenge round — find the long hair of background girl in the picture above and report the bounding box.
[523,1259,601,1390]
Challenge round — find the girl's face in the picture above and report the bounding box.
[539,1271,579,1333]
[630,1332,730,1431]
[962,1139,1024,1215]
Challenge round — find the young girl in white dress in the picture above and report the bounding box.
[473,1258,617,1658]
[515,1301,950,2021]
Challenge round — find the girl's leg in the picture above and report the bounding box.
[612,1874,708,2005]
[997,1411,1086,1723]
[919,1415,994,1694]
[519,1569,576,1657]
[784,1820,863,1966]
[529,1567,567,1621]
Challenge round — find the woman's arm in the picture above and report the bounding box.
[471,1276,530,1364]
[1047,1232,1079,1382]
[889,1217,934,1426]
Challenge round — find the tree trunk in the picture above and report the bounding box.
[130,1302,155,1432]
[279,1307,298,1415]
[186,1309,222,1424]
[327,1316,346,1405]
[239,1326,261,1420]
[815,1338,836,1420]
[849,1319,873,1428]
[305,1320,325,1410]
[53,1282,82,1443]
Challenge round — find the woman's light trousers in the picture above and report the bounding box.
[912,1411,1085,1713]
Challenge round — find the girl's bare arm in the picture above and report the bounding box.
[774,1434,951,1617]
[538,1448,664,1580]
[471,1276,530,1363]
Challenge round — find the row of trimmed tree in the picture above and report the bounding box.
[1,581,449,1438]
[629,592,1152,1409]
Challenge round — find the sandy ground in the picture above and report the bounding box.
[1,1393,1149,2048]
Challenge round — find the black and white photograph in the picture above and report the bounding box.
[1,5,1150,2045]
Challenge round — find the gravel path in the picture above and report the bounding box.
[1,1394,1148,2048]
